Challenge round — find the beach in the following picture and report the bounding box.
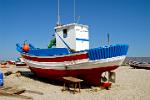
[0,65,150,100]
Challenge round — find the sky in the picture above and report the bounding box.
[0,0,150,60]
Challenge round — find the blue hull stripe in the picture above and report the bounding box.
[76,38,89,41]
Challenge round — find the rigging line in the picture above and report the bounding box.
[74,0,76,22]
[55,32,72,53]
[57,0,60,25]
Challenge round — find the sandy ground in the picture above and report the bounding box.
[0,65,150,100]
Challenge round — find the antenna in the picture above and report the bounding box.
[57,0,60,25]
[76,16,80,23]
[107,33,110,45]
[73,0,76,23]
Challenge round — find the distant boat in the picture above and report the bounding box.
[15,57,27,66]
[7,60,15,65]
[129,61,150,69]
[15,62,27,66]
[0,61,7,68]
[0,62,7,65]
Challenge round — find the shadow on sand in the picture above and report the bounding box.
[19,70,91,89]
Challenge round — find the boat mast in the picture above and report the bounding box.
[73,0,76,23]
[57,0,60,26]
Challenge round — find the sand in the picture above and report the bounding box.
[0,65,150,100]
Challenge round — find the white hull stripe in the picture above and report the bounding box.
[25,56,126,70]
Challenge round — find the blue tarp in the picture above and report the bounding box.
[0,71,3,86]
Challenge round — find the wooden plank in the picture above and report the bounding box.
[25,90,43,95]
[0,90,32,99]
[1,86,25,95]
[0,86,43,99]
[0,86,33,99]
[63,76,83,82]
[6,88,25,94]
[0,86,12,90]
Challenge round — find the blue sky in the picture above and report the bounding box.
[0,0,150,60]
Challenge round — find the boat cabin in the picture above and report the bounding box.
[54,23,89,51]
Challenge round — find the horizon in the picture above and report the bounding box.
[0,0,150,60]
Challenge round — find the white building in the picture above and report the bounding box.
[55,23,89,51]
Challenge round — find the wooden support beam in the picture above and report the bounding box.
[0,90,32,99]
[0,86,44,99]
[25,90,43,95]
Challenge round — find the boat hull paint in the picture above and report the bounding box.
[27,56,125,86]
[29,65,118,86]
[22,52,88,62]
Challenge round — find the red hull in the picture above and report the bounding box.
[22,53,88,62]
[29,65,118,86]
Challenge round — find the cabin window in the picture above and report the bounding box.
[63,29,67,38]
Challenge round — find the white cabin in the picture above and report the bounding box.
[55,23,89,51]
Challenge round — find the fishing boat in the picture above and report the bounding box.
[7,60,15,65]
[16,1,128,86]
[129,61,150,69]
[15,57,27,66]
